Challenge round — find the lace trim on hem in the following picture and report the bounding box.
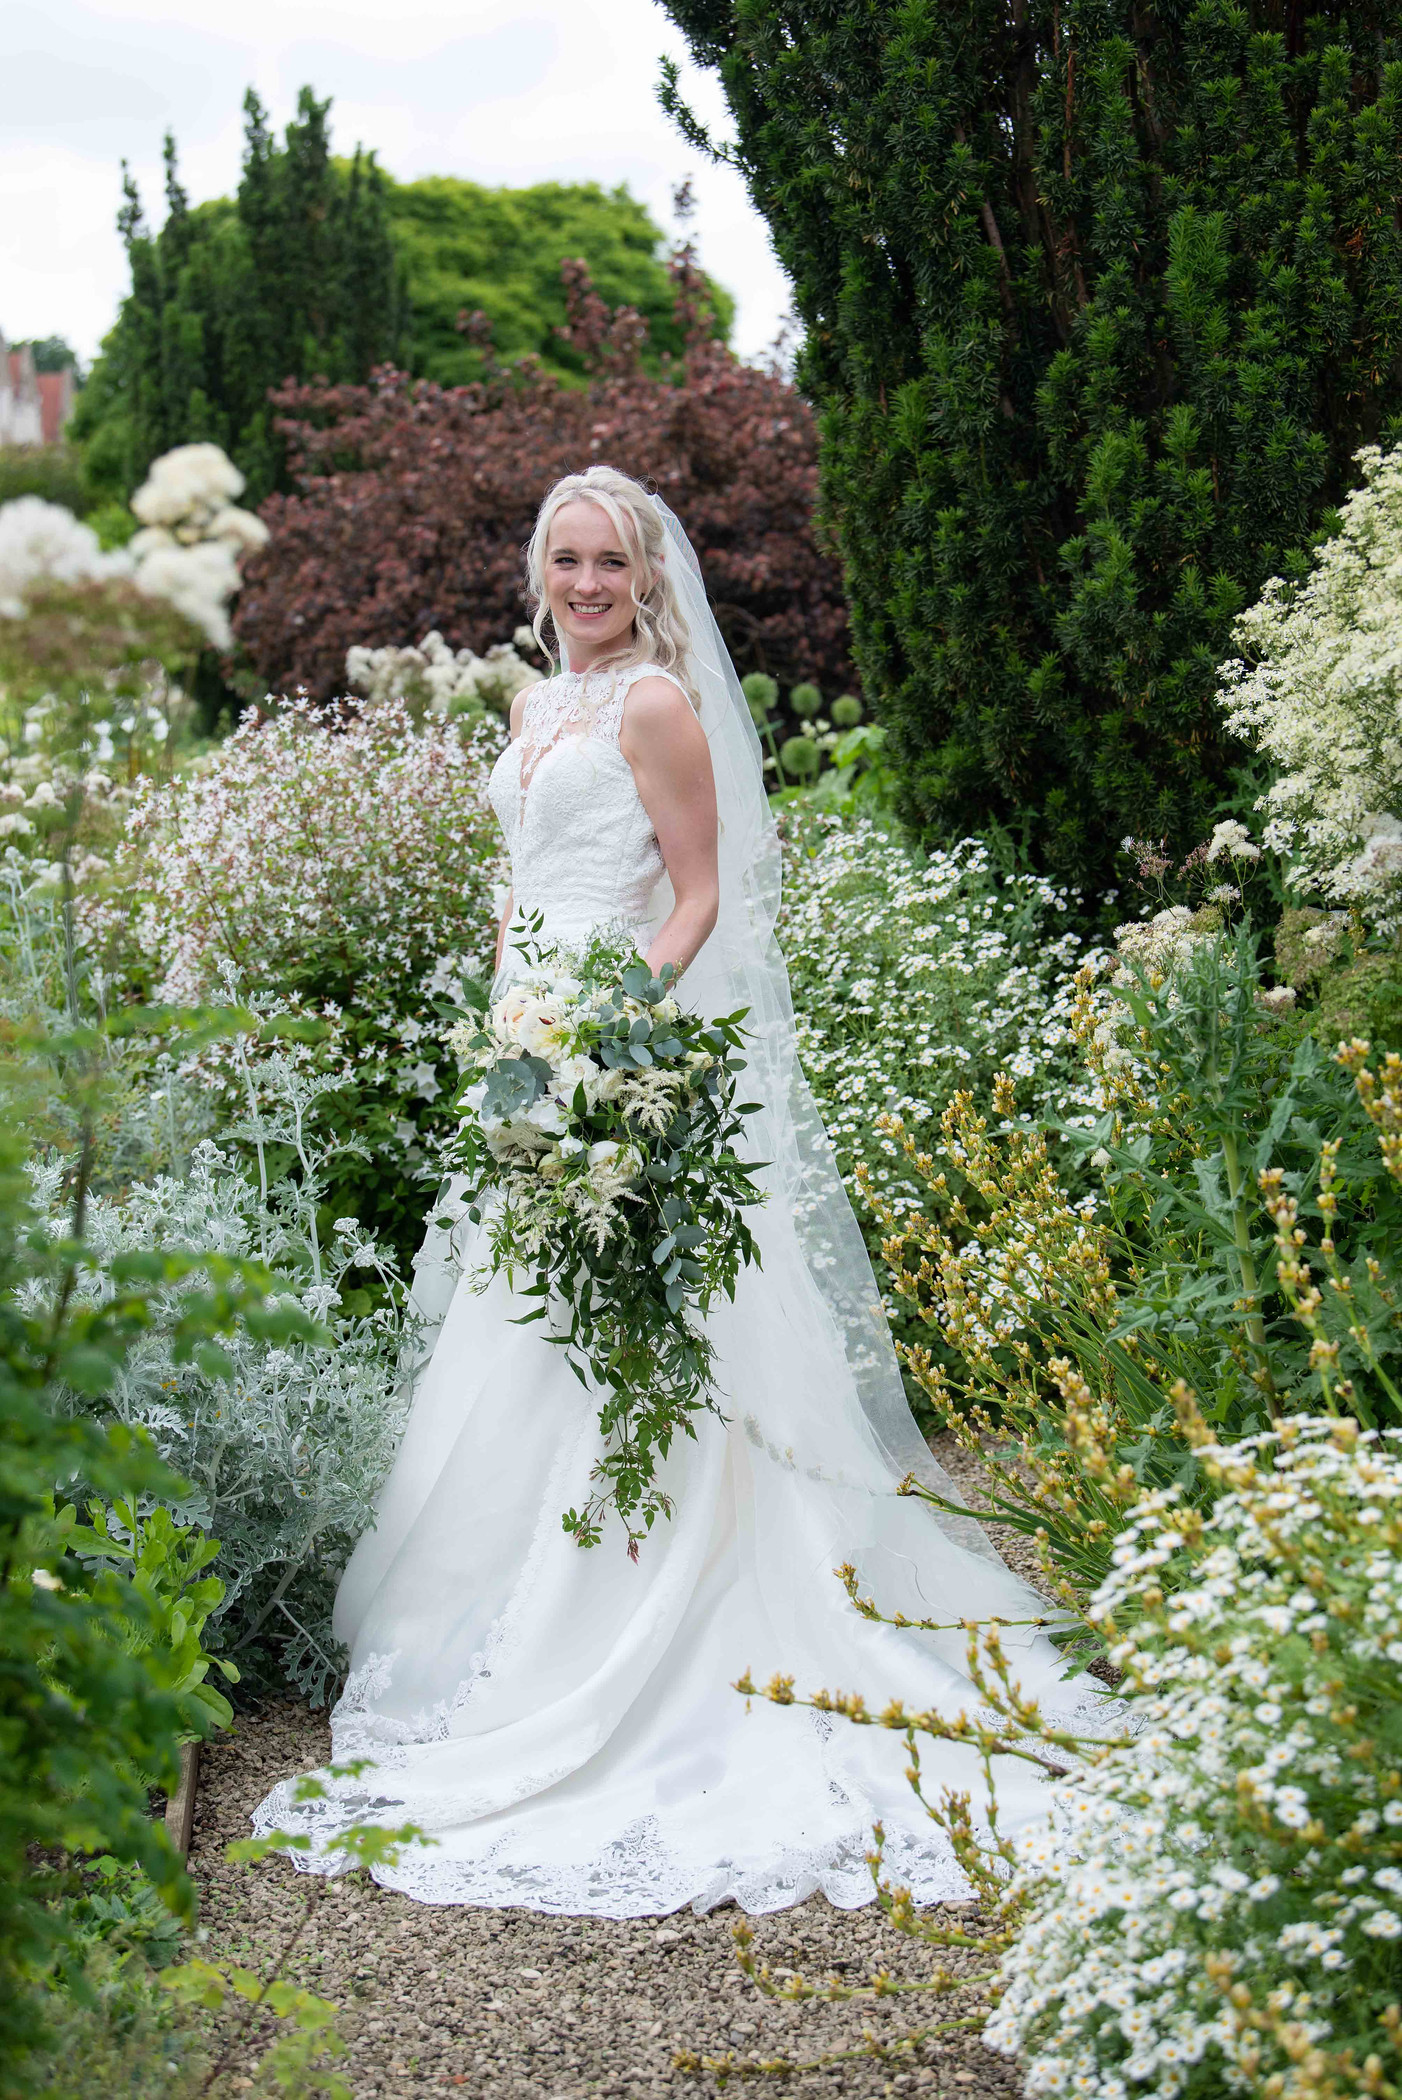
[247,1785,978,1919]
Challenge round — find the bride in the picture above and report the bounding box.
[254,466,1087,1916]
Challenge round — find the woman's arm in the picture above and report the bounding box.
[494,687,530,974]
[494,886,514,975]
[620,675,719,980]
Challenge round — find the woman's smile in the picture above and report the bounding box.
[545,498,640,664]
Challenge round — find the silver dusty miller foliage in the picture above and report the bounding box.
[27,1038,415,1704]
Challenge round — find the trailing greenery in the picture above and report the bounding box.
[661,0,1402,887]
[72,90,405,508]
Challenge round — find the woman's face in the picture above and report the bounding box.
[544,500,639,665]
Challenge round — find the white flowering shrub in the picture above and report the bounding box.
[345,626,542,720]
[90,696,506,1263]
[0,497,129,618]
[0,444,265,652]
[778,813,1095,1365]
[782,817,1094,1173]
[28,1104,411,1704]
[1218,440,1402,924]
[988,1416,1402,2100]
[126,441,268,649]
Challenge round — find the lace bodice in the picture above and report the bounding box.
[487,662,678,953]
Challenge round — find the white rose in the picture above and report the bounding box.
[587,1139,640,1197]
[652,995,679,1023]
[526,1094,566,1135]
[553,1053,600,1100]
[589,1065,627,1103]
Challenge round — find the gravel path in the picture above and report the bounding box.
[191,1438,1041,2099]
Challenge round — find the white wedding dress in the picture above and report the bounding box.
[253,594,1094,1918]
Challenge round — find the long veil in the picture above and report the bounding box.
[644,496,1003,1565]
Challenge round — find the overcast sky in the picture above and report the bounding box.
[1,0,794,369]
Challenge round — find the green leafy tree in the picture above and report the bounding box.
[385,173,733,385]
[10,338,82,379]
[660,0,1402,886]
[72,89,407,507]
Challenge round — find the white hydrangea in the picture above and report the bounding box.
[1217,439,1402,923]
[128,442,269,648]
[0,442,266,648]
[346,630,542,718]
[987,1419,1402,2100]
[129,442,263,544]
[0,496,130,618]
[131,538,244,649]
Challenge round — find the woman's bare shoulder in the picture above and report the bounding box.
[621,670,697,735]
[508,684,534,740]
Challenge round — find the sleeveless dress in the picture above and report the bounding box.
[252,661,1085,1916]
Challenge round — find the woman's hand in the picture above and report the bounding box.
[620,676,719,980]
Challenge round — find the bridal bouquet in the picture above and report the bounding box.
[441,928,764,1556]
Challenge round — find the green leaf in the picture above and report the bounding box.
[194,1341,236,1381]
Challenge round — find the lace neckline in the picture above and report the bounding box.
[514,663,639,819]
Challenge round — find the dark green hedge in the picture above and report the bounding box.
[662,0,1402,884]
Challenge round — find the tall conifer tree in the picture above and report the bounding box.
[76,90,407,504]
[662,0,1402,881]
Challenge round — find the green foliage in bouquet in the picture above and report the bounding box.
[661,0,1402,888]
[444,931,764,1557]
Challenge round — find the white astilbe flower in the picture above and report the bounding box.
[987,1419,1402,2100]
[0,495,131,617]
[131,537,243,649]
[1217,439,1402,924]
[346,630,542,719]
[130,442,262,541]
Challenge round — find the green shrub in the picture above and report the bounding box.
[0,1067,317,2089]
[662,0,1402,888]
[0,448,92,516]
[868,924,1402,1596]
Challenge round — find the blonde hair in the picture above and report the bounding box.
[524,466,699,710]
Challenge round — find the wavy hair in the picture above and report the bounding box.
[524,466,699,711]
